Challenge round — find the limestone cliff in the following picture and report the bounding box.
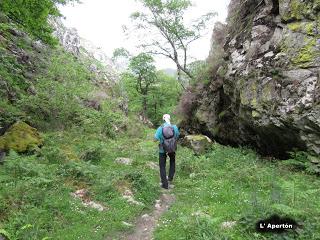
[181,0,320,158]
[51,18,119,84]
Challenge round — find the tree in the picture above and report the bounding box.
[147,71,182,124]
[0,0,78,45]
[129,0,216,88]
[128,53,157,115]
[112,47,131,60]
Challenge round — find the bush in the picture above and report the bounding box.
[176,87,199,120]
[280,151,320,175]
[79,141,104,164]
[57,161,98,184]
[0,0,78,45]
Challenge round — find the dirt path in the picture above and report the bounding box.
[114,192,175,240]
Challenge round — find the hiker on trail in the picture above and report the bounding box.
[154,114,180,189]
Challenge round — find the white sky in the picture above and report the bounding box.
[60,0,230,69]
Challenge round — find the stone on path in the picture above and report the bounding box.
[115,157,133,165]
[221,221,237,229]
[122,189,144,206]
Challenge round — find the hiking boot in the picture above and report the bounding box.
[161,184,169,190]
[167,176,173,182]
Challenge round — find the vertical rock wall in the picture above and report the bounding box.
[183,0,320,158]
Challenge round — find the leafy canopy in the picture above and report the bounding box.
[129,0,216,85]
[0,0,78,45]
[128,53,157,95]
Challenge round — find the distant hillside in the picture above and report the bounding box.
[161,68,176,77]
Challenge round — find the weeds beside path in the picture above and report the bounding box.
[1,126,319,240]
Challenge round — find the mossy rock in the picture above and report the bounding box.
[292,38,317,67]
[182,134,213,155]
[0,121,43,152]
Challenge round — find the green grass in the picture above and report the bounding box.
[154,145,320,240]
[1,13,320,240]
[0,127,161,240]
[1,128,320,239]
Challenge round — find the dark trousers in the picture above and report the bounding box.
[159,152,175,187]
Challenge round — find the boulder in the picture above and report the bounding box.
[182,135,213,155]
[0,122,43,152]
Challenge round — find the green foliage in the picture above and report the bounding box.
[292,38,317,67]
[0,128,163,240]
[126,53,157,116]
[129,0,216,82]
[112,47,131,60]
[188,60,211,85]
[79,140,104,164]
[0,100,25,129]
[0,229,11,240]
[154,145,320,239]
[280,151,320,175]
[0,0,78,45]
[122,69,181,125]
[128,53,157,95]
[0,45,28,101]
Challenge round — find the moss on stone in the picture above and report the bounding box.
[262,83,273,101]
[287,0,304,21]
[252,110,261,118]
[314,0,320,11]
[281,0,315,21]
[288,22,302,32]
[0,121,43,152]
[183,134,213,155]
[288,22,315,35]
[305,22,315,35]
[292,38,316,66]
[251,98,258,108]
[186,135,210,141]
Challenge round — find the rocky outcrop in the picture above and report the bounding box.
[51,18,119,84]
[181,0,320,158]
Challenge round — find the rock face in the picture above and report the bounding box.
[182,135,213,155]
[181,0,320,158]
[51,18,119,83]
[0,122,43,152]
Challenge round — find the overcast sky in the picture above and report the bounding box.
[60,0,230,69]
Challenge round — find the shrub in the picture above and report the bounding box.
[57,161,98,184]
[280,151,320,175]
[79,141,104,164]
[176,87,199,120]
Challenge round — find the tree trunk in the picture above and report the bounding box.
[142,95,147,115]
[176,65,185,90]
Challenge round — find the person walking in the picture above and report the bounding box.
[154,114,180,189]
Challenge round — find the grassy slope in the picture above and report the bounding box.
[0,127,162,240]
[155,145,320,240]
[1,126,320,240]
[0,16,163,240]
